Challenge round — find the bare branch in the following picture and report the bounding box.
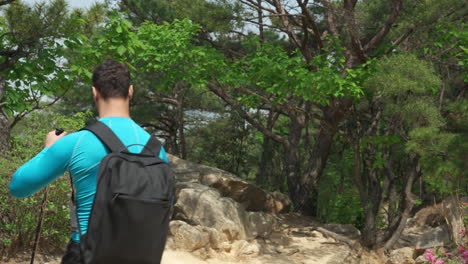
[319,0,339,35]
[343,0,367,62]
[208,82,287,145]
[0,0,15,7]
[272,0,313,61]
[240,0,278,14]
[297,0,324,50]
[364,0,403,51]
[257,0,264,43]
[384,28,414,54]
[242,18,282,30]
[203,37,245,58]
[10,84,72,129]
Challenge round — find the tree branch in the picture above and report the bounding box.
[343,0,367,63]
[272,0,312,61]
[297,0,324,51]
[10,84,71,129]
[208,83,287,145]
[0,0,15,7]
[319,0,339,36]
[240,0,278,14]
[384,28,414,54]
[364,0,403,51]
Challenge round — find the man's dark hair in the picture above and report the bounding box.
[92,59,131,99]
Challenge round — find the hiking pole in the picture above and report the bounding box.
[30,186,49,264]
[30,127,64,264]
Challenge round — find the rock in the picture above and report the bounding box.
[174,182,248,241]
[246,211,276,238]
[407,203,445,228]
[168,154,203,183]
[230,240,260,256]
[169,154,289,214]
[219,241,232,253]
[204,226,228,249]
[442,195,468,245]
[269,191,291,213]
[399,224,451,249]
[322,223,361,240]
[199,167,272,212]
[387,247,415,264]
[345,248,387,264]
[414,254,427,264]
[169,220,210,251]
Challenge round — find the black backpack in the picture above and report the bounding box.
[76,121,174,264]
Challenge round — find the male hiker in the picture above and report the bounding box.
[9,59,171,264]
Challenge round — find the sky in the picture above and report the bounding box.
[23,0,104,9]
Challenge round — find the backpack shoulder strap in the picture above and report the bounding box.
[142,136,162,157]
[82,121,127,153]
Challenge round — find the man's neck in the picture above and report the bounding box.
[97,97,131,119]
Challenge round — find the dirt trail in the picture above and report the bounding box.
[1,214,356,264]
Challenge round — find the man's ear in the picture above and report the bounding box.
[128,85,134,99]
[92,87,99,101]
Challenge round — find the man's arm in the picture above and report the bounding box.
[9,130,74,198]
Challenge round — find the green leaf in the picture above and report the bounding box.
[117,46,127,56]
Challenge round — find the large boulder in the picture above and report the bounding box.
[168,154,291,214]
[407,203,445,228]
[167,154,289,253]
[403,196,468,247]
[174,182,249,240]
[169,220,210,251]
[399,224,451,249]
[441,196,468,245]
[169,220,228,251]
[173,182,277,241]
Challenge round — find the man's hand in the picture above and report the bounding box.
[45,130,67,148]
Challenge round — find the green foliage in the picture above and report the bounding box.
[186,112,261,179]
[173,0,241,33]
[120,0,243,33]
[318,148,363,226]
[407,126,467,195]
[0,111,93,253]
[68,14,222,92]
[0,0,82,117]
[366,53,441,97]
[424,22,468,82]
[225,37,375,106]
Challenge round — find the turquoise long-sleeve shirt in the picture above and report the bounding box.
[9,117,168,242]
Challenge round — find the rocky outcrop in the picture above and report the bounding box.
[168,154,285,253]
[399,224,451,249]
[169,154,291,214]
[442,196,468,246]
[401,195,468,249]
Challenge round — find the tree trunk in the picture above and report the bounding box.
[0,112,9,153]
[296,126,335,216]
[178,110,187,159]
[256,111,278,187]
[284,114,305,214]
[256,136,273,187]
[0,76,10,154]
[382,156,420,249]
[297,105,344,216]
